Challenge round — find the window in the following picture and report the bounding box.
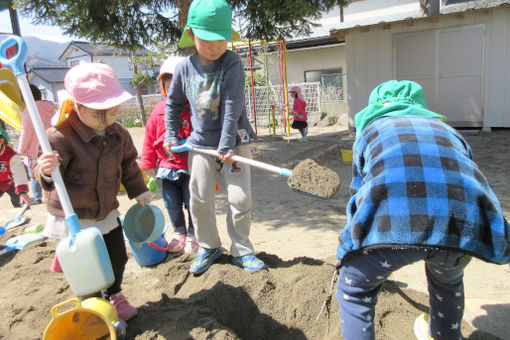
[304,68,342,82]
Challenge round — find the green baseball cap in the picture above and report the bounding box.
[0,125,10,143]
[178,0,241,48]
[354,80,446,138]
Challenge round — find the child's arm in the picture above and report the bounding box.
[164,64,187,153]
[120,130,151,205]
[217,56,246,156]
[17,107,34,156]
[139,107,160,177]
[9,152,31,205]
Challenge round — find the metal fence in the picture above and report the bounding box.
[119,75,346,132]
[244,82,321,132]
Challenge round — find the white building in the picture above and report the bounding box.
[28,66,68,102]
[329,0,510,129]
[58,41,157,96]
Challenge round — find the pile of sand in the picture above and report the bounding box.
[0,126,507,339]
[288,159,341,199]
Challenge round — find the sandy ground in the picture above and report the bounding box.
[0,124,509,339]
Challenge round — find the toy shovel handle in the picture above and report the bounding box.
[171,143,292,178]
[0,36,81,235]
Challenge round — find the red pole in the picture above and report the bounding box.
[279,41,287,134]
[248,40,257,134]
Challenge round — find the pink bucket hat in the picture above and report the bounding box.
[290,86,304,100]
[63,62,132,110]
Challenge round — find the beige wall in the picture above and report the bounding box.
[286,44,346,83]
[264,44,346,86]
[346,7,510,129]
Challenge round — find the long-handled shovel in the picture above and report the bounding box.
[171,143,340,199]
[0,36,114,296]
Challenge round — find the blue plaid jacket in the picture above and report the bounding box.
[337,116,510,265]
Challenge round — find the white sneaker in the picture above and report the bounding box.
[298,136,308,141]
[414,314,434,340]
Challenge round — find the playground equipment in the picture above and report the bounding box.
[0,68,25,130]
[234,39,290,137]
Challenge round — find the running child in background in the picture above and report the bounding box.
[18,84,55,205]
[0,125,30,207]
[140,56,198,254]
[164,0,266,275]
[290,86,308,141]
[34,62,151,324]
[336,80,510,340]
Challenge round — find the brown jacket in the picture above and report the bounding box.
[34,111,147,220]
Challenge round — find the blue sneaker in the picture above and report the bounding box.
[232,254,266,272]
[189,247,223,275]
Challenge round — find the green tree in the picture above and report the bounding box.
[14,0,351,123]
[245,70,265,87]
[14,0,351,47]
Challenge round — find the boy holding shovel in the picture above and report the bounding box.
[164,0,265,274]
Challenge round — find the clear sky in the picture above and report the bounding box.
[0,10,73,42]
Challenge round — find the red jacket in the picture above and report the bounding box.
[292,97,307,121]
[140,100,191,170]
[0,144,29,193]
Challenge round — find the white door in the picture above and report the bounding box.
[394,24,485,127]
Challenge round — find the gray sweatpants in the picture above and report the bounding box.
[188,144,254,257]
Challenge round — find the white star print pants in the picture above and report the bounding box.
[337,248,471,340]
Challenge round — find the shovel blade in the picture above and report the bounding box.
[4,215,29,229]
[4,204,30,229]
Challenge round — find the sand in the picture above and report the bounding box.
[288,159,341,199]
[0,125,509,339]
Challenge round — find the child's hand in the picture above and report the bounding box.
[137,192,152,207]
[218,151,235,164]
[144,168,156,178]
[19,193,31,206]
[38,151,60,176]
[163,142,176,156]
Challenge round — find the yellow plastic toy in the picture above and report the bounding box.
[0,68,25,130]
[43,297,125,339]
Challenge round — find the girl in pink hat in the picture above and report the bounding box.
[33,62,151,325]
[140,56,199,254]
[290,86,308,141]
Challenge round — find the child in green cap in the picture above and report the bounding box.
[335,80,510,340]
[164,0,265,275]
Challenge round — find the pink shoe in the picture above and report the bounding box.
[50,254,62,273]
[109,292,137,321]
[167,233,186,253]
[184,235,199,253]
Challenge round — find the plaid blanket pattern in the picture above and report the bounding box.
[337,116,510,265]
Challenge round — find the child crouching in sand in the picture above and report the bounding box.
[336,80,510,340]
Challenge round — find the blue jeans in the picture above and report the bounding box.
[162,175,194,235]
[29,166,42,201]
[337,248,471,340]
